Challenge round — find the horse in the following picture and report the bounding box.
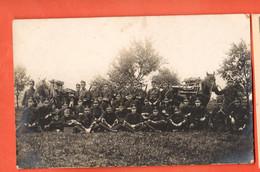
[189,72,216,107]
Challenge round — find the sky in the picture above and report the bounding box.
[13,14,251,90]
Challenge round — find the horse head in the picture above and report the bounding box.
[205,71,216,91]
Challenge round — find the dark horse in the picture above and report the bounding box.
[190,72,216,107]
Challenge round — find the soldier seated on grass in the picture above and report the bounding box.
[90,100,103,123]
[143,108,167,132]
[60,109,78,131]
[17,98,43,133]
[122,105,144,132]
[189,98,207,130]
[44,113,63,132]
[112,104,128,131]
[227,98,248,133]
[74,107,94,133]
[210,97,228,132]
[37,98,53,131]
[167,106,187,132]
[91,106,117,132]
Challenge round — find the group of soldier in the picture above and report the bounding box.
[17,78,249,134]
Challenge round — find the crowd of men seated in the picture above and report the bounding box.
[17,79,249,134]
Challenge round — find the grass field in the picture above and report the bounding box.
[15,109,254,169]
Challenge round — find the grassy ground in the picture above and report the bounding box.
[15,109,254,169]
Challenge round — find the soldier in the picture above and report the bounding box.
[36,98,53,130]
[44,113,63,132]
[180,98,192,130]
[90,81,101,102]
[112,82,123,100]
[79,80,91,106]
[121,81,133,98]
[167,106,187,131]
[122,105,144,132]
[74,83,81,105]
[102,83,112,102]
[143,108,167,132]
[17,98,42,133]
[228,98,248,132]
[60,109,78,130]
[74,107,94,133]
[112,104,128,131]
[92,106,117,132]
[123,93,137,113]
[189,98,207,130]
[22,79,36,108]
[210,96,228,132]
[160,81,173,101]
[133,82,147,113]
[160,97,174,119]
[147,80,161,108]
[111,93,122,111]
[213,78,241,109]
[74,99,84,119]
[90,100,103,121]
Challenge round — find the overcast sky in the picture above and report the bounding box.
[13,14,250,90]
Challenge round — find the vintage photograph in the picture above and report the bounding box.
[13,14,254,168]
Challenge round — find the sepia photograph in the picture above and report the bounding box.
[13,14,254,168]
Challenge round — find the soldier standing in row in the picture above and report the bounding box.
[147,80,161,108]
[22,79,36,108]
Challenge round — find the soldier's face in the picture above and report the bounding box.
[183,100,189,105]
[107,107,112,113]
[84,109,90,114]
[144,100,148,105]
[164,99,169,104]
[93,102,98,107]
[76,86,80,91]
[98,97,103,102]
[104,85,108,90]
[131,108,137,113]
[64,111,70,117]
[116,95,121,100]
[78,101,83,106]
[152,83,156,88]
[234,101,240,107]
[163,83,168,88]
[119,106,124,111]
[29,82,34,88]
[195,101,201,107]
[54,116,59,121]
[81,83,86,88]
[28,100,33,107]
[153,111,159,116]
[43,100,49,107]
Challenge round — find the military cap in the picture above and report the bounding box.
[80,80,86,84]
[151,80,156,83]
[76,83,80,87]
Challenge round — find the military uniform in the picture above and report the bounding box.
[210,106,228,132]
[123,111,144,132]
[228,102,248,132]
[147,87,161,107]
[79,88,91,106]
[18,106,42,133]
[144,110,166,132]
[22,88,35,107]
[167,108,186,131]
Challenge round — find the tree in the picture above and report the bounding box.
[217,40,252,111]
[152,68,180,86]
[108,39,163,84]
[14,65,30,108]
